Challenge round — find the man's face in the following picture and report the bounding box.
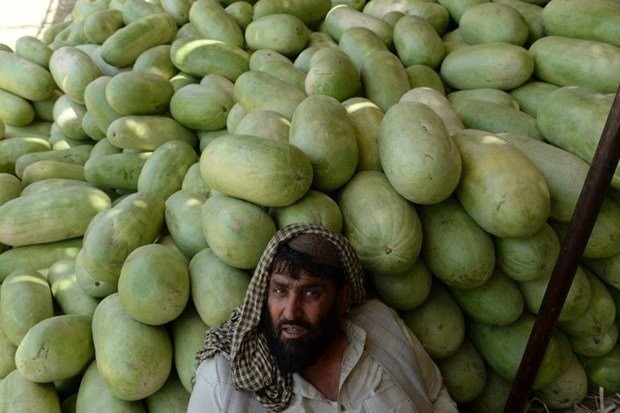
[262,270,348,373]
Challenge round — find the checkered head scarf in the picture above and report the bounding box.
[194,223,366,411]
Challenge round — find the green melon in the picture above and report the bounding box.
[92,293,172,401]
[201,192,276,270]
[188,248,250,327]
[200,134,313,208]
[118,244,190,326]
[338,170,423,277]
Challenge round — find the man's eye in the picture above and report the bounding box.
[305,289,319,298]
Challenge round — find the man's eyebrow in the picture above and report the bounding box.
[300,281,324,290]
[269,276,326,290]
[269,278,289,288]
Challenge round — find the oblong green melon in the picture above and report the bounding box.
[92,293,172,401]
[15,314,94,382]
[200,134,313,208]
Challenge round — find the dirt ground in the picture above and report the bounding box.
[50,0,78,25]
[0,0,76,48]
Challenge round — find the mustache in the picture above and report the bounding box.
[277,318,312,331]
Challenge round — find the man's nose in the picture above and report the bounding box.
[282,294,303,321]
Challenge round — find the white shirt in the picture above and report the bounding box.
[188,315,458,412]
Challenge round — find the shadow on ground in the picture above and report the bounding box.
[34,0,76,38]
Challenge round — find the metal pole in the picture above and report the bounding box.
[503,85,620,413]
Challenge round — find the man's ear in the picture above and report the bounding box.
[338,284,352,315]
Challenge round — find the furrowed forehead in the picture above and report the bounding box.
[269,271,331,288]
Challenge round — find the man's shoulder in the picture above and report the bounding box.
[194,354,267,411]
[196,353,235,386]
[346,299,411,349]
[347,299,399,323]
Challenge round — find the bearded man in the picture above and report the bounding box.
[188,223,458,412]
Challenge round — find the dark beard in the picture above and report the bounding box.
[262,303,342,373]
